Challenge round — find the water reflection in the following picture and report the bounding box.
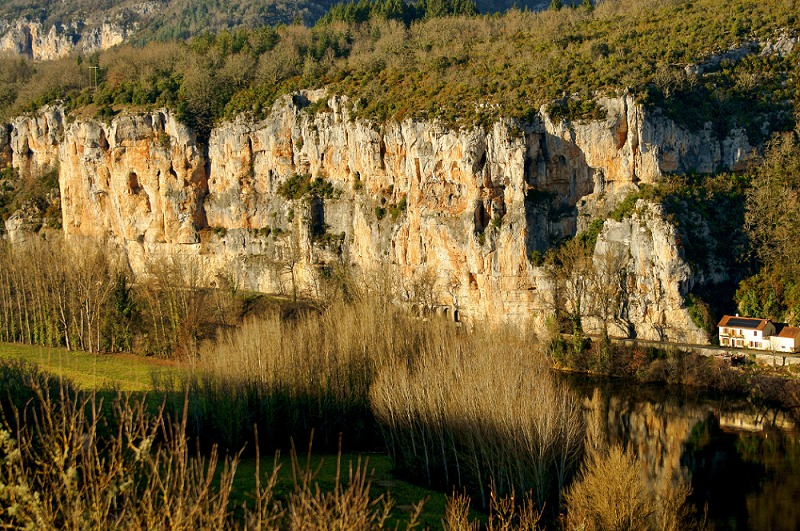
[559,375,800,531]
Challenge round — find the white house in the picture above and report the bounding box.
[717,315,777,350]
[718,315,800,353]
[770,325,800,353]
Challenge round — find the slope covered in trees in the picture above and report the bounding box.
[737,131,800,324]
[0,0,553,43]
[1,0,797,138]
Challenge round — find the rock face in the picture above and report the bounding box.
[58,110,208,276]
[0,19,129,60]
[8,105,64,179]
[594,201,706,343]
[1,93,758,341]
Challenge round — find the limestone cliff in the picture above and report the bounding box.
[7,105,64,179]
[593,201,703,343]
[0,19,129,60]
[0,93,757,341]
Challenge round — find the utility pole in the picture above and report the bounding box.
[89,66,99,90]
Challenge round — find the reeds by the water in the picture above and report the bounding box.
[184,298,585,516]
[370,324,584,511]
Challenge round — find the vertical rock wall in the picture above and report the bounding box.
[0,93,756,341]
[0,20,129,60]
[8,105,64,179]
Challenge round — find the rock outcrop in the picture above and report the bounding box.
[594,201,705,343]
[8,105,64,179]
[0,92,759,341]
[0,19,129,60]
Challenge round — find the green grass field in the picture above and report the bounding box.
[0,342,182,391]
[0,341,461,528]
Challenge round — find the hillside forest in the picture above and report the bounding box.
[1,0,800,529]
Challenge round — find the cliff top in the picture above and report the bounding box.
[1,0,797,142]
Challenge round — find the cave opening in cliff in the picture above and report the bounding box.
[127,171,142,195]
[473,200,488,234]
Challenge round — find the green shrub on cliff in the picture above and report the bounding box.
[685,293,714,337]
[278,173,338,200]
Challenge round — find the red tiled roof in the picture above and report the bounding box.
[717,315,771,331]
[777,326,800,339]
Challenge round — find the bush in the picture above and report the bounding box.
[685,293,714,337]
[0,362,421,530]
[371,325,584,513]
[565,445,696,531]
[278,173,337,201]
[388,196,407,221]
[576,218,605,250]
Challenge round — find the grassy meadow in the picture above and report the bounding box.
[0,342,178,391]
[0,340,456,528]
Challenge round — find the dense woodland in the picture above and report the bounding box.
[0,0,553,42]
[1,0,797,135]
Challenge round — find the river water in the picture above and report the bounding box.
[560,375,800,531]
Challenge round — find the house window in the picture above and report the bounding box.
[754,331,757,337]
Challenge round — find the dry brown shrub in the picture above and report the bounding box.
[370,323,584,510]
[564,445,695,531]
[0,367,423,530]
[286,439,423,531]
[0,383,237,530]
[443,486,543,531]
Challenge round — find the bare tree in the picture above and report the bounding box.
[140,255,207,356]
[281,223,304,303]
[70,239,117,352]
[444,272,462,322]
[400,266,439,317]
[588,246,630,339]
[544,239,594,354]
